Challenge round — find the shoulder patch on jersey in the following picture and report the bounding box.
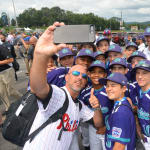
[112,127,122,138]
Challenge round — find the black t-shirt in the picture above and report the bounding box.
[0,45,13,72]
[2,42,16,59]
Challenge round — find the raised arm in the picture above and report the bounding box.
[30,22,66,99]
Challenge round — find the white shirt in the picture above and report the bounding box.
[143,46,150,60]
[138,43,146,52]
[110,40,115,45]
[23,85,94,150]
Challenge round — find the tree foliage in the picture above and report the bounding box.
[11,18,16,26]
[2,6,120,30]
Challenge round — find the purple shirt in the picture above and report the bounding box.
[79,85,113,123]
[136,88,150,137]
[105,98,136,150]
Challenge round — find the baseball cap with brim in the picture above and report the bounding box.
[96,36,109,46]
[88,60,106,71]
[137,35,145,41]
[99,72,128,86]
[109,58,127,68]
[126,42,138,50]
[144,27,150,36]
[127,51,146,63]
[132,60,150,73]
[105,44,122,56]
[94,51,106,58]
[58,48,74,59]
[76,49,94,59]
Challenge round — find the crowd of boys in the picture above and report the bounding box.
[1,24,150,150]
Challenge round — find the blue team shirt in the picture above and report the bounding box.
[105,98,136,150]
[79,86,113,122]
[136,88,150,137]
[47,67,70,87]
[129,81,141,106]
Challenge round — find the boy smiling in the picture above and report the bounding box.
[99,73,136,150]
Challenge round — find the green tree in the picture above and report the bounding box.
[11,18,16,26]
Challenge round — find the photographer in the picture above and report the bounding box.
[23,22,104,150]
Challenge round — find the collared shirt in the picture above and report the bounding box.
[105,98,136,150]
[23,85,94,150]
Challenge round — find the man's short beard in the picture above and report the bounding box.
[69,84,82,93]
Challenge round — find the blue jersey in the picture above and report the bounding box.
[47,67,70,87]
[79,86,113,123]
[129,81,140,106]
[136,88,150,137]
[105,98,136,150]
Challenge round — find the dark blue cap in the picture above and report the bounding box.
[88,60,106,71]
[127,51,146,63]
[105,44,122,55]
[94,51,105,58]
[144,27,150,36]
[109,58,127,68]
[76,49,94,59]
[58,48,74,59]
[96,36,109,46]
[126,42,138,50]
[137,35,145,41]
[99,72,128,86]
[132,60,150,73]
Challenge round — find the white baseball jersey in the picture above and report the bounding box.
[143,46,150,60]
[23,85,94,150]
[138,43,146,52]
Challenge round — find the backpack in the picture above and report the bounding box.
[12,59,20,71]
[2,88,71,147]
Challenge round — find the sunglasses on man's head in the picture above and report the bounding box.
[72,71,87,79]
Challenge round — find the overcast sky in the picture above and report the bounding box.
[1,0,150,22]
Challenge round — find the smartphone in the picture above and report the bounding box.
[54,25,95,44]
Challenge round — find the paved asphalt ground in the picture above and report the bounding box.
[0,58,145,150]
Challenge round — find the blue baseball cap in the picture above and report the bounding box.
[76,49,94,59]
[137,35,145,41]
[126,42,138,50]
[127,51,146,63]
[96,36,109,46]
[144,27,150,36]
[58,48,74,59]
[132,60,150,73]
[94,51,105,58]
[109,58,127,68]
[105,44,122,56]
[99,72,128,86]
[88,60,106,71]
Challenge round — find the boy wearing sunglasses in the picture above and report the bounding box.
[23,22,104,150]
